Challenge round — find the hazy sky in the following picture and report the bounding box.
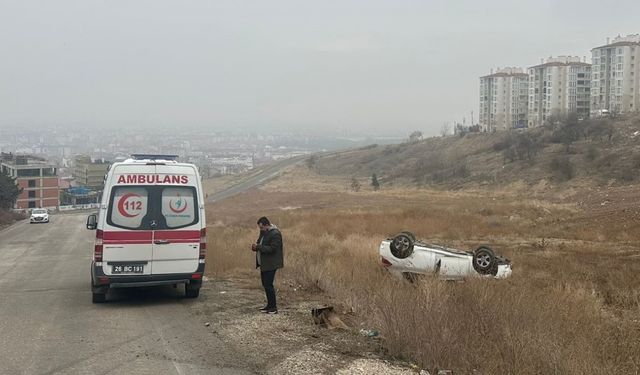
[1,1,639,136]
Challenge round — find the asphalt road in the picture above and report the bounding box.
[206,156,306,203]
[0,214,253,375]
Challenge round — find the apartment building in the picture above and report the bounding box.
[73,155,110,190]
[0,153,59,210]
[527,56,591,127]
[591,34,640,114]
[479,67,529,131]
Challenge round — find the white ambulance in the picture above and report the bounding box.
[86,154,207,303]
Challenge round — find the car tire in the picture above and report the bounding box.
[399,231,416,242]
[472,246,497,275]
[390,233,414,259]
[92,292,106,303]
[185,285,200,299]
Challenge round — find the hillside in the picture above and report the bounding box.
[311,114,640,190]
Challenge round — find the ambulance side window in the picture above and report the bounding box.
[109,187,148,229]
[161,187,197,228]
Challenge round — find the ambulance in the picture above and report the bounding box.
[86,154,207,303]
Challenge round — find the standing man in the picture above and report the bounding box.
[251,216,283,314]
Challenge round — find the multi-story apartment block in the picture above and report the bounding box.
[591,34,640,114]
[73,155,110,191]
[527,56,591,127]
[479,67,529,132]
[0,153,59,210]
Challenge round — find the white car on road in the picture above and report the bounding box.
[380,232,512,280]
[29,208,49,224]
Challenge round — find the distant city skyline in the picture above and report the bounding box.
[1,0,639,136]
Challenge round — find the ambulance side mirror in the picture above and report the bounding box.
[86,214,97,230]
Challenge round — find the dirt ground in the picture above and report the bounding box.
[572,184,640,223]
[192,274,418,374]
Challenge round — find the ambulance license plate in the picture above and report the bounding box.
[112,264,144,274]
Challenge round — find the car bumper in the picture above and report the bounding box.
[91,262,205,290]
[494,264,512,279]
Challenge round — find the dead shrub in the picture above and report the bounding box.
[549,156,574,181]
[370,277,623,374]
[502,133,542,163]
[633,153,640,169]
[0,209,25,226]
[585,144,599,162]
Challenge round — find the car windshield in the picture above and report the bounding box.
[107,185,198,230]
[32,209,47,214]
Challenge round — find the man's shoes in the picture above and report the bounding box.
[258,306,269,312]
[261,307,278,314]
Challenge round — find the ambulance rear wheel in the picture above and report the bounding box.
[92,292,106,303]
[185,285,200,298]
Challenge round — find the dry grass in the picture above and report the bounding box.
[205,176,640,374]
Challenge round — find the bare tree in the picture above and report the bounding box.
[440,123,451,137]
[306,154,317,169]
[409,131,423,143]
[371,173,380,191]
[350,177,361,192]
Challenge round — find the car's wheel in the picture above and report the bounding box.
[92,292,106,303]
[399,231,416,242]
[185,285,200,298]
[390,233,414,259]
[472,246,497,275]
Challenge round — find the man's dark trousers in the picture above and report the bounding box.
[261,270,277,308]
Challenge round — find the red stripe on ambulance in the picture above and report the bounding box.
[154,230,200,242]
[103,230,199,244]
[103,231,153,244]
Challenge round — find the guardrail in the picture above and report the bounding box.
[58,204,100,211]
[12,204,100,214]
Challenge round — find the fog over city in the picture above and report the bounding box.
[1,0,639,136]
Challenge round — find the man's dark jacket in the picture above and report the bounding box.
[255,226,284,272]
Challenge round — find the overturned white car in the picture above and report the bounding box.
[380,232,512,280]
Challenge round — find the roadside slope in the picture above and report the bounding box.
[311,114,640,190]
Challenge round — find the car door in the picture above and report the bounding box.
[150,185,200,274]
[102,185,153,276]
